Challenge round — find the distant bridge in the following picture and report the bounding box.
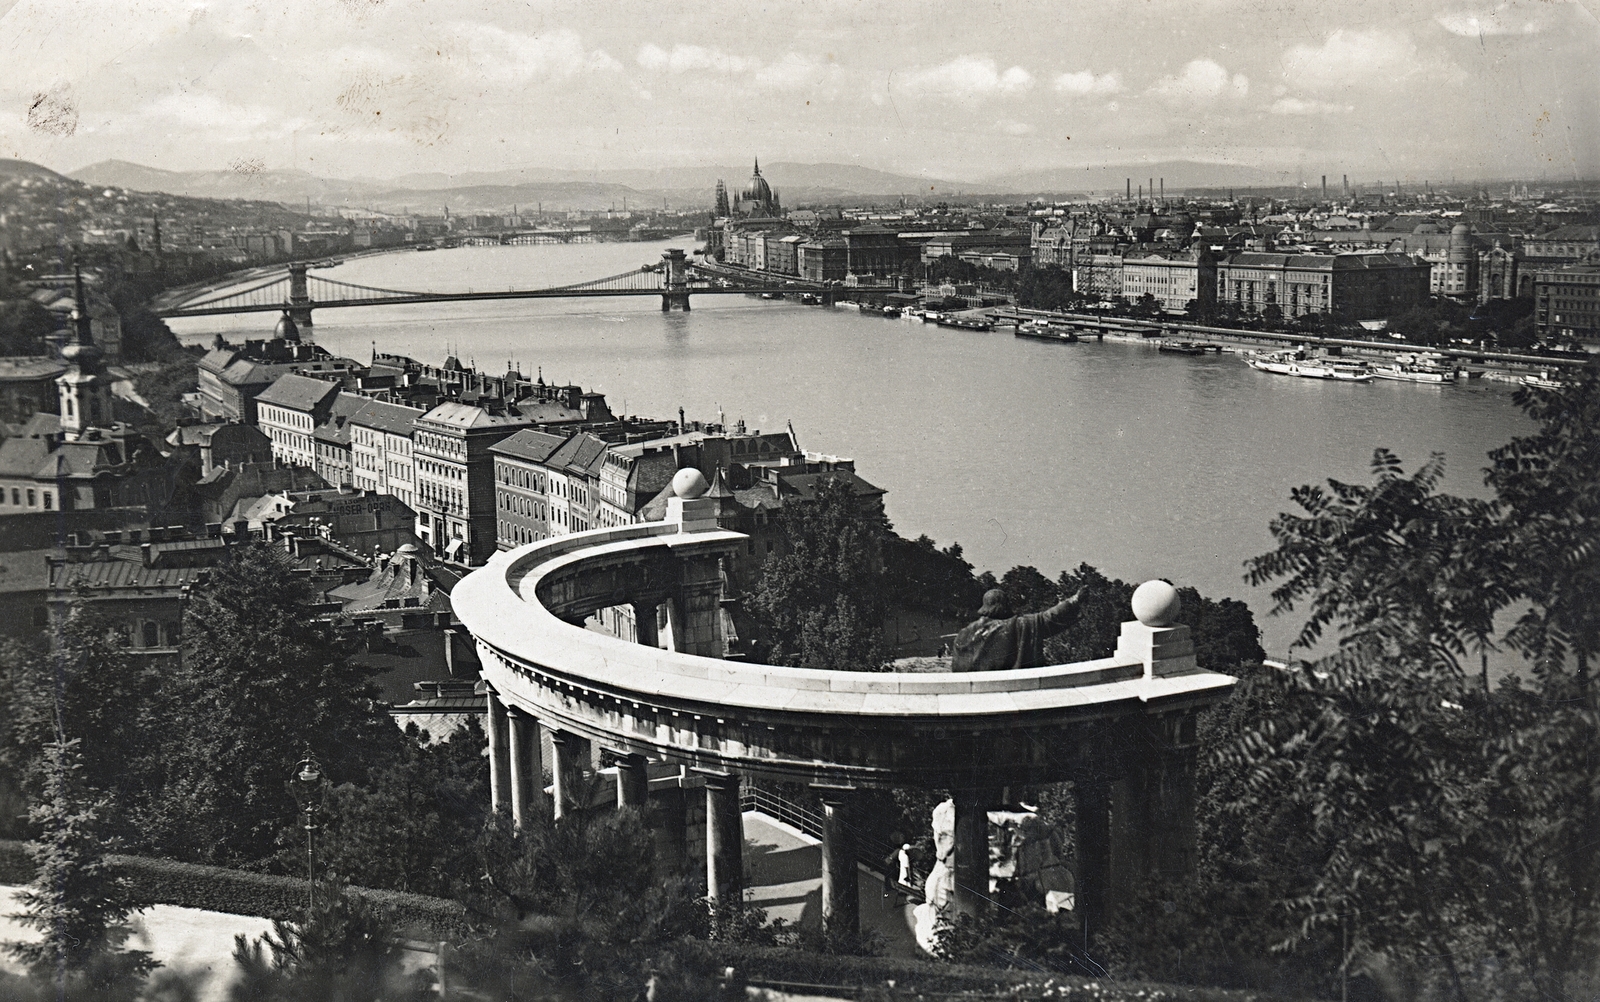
[155,250,827,324]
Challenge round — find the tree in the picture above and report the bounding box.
[303,720,490,897]
[135,543,401,867]
[1484,366,1600,678]
[5,739,157,1002]
[0,299,54,356]
[748,478,890,671]
[229,878,430,1001]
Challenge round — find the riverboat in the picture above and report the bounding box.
[798,293,822,305]
[309,258,344,269]
[1373,353,1456,383]
[1521,369,1562,389]
[1015,320,1078,343]
[936,316,995,332]
[414,244,437,252]
[1325,360,1374,382]
[1158,341,1223,356]
[760,292,783,300]
[1246,350,1302,374]
[921,310,945,323]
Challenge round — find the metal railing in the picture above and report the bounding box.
[741,781,925,898]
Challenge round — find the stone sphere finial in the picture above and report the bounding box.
[672,468,709,499]
[1131,580,1182,626]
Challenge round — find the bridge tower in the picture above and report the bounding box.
[286,261,314,328]
[660,248,691,312]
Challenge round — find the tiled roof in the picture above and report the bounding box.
[0,356,68,383]
[348,397,423,436]
[490,429,568,463]
[778,470,886,501]
[49,557,207,592]
[256,373,340,412]
[418,401,532,431]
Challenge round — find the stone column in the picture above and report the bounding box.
[485,688,511,815]
[632,601,659,648]
[703,772,744,904]
[1073,780,1111,944]
[549,730,590,820]
[507,709,541,828]
[816,788,859,940]
[616,753,650,810]
[1150,714,1200,882]
[952,788,993,916]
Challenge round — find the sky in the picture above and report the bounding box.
[1,0,1597,184]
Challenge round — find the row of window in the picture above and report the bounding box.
[2,486,52,509]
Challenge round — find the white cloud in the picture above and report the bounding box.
[457,24,621,83]
[1281,29,1458,90]
[1149,59,1248,102]
[752,52,840,92]
[898,56,1034,100]
[1052,70,1123,96]
[996,118,1035,135]
[1270,97,1354,115]
[1437,4,1546,36]
[637,43,756,75]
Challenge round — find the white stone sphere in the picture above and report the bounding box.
[1131,580,1182,626]
[672,467,709,499]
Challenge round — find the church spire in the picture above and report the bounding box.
[753,157,761,176]
[71,264,94,348]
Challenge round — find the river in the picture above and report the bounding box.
[167,239,1532,659]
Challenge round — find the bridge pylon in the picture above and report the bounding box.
[287,261,314,328]
[660,248,691,312]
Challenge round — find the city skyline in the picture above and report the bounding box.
[2,0,1598,188]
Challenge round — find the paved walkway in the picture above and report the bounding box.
[743,811,923,958]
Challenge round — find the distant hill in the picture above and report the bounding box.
[70,159,993,212]
[0,158,71,184]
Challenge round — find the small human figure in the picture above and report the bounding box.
[897,843,912,887]
[951,587,1081,672]
[882,847,899,901]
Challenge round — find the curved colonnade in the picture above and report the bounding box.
[450,490,1238,939]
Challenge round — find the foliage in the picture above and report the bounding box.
[0,298,54,355]
[0,602,162,825]
[1017,265,1079,312]
[933,905,1091,973]
[4,740,157,1001]
[228,877,433,1001]
[456,804,711,1000]
[1485,365,1600,673]
[1244,448,1507,669]
[749,477,890,670]
[298,720,489,898]
[882,533,986,619]
[129,351,203,437]
[133,542,401,867]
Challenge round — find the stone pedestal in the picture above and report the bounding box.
[816,788,859,939]
[508,709,541,828]
[703,771,743,904]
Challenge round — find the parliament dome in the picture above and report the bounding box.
[742,161,772,203]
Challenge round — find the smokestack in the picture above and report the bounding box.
[1322,175,1327,200]
[1126,178,1131,200]
[1343,174,1349,197]
[1148,178,1154,203]
[1160,178,1164,201]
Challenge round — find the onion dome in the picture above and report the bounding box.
[273,311,299,341]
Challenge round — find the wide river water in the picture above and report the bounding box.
[168,239,1532,658]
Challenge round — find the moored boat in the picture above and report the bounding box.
[936,315,995,332]
[1246,350,1301,374]
[1521,369,1562,389]
[1373,352,1456,383]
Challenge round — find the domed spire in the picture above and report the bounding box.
[273,310,300,341]
[59,265,103,370]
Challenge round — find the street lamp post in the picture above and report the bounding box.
[290,757,325,920]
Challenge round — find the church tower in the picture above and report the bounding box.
[57,267,112,440]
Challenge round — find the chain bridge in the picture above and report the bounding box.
[155,250,823,325]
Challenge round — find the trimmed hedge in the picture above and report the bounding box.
[0,839,467,938]
[680,941,1307,1002]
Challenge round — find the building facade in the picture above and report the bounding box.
[491,430,567,549]
[413,402,532,565]
[1215,252,1429,319]
[1533,263,1600,347]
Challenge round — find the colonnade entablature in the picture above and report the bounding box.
[450,485,1238,939]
